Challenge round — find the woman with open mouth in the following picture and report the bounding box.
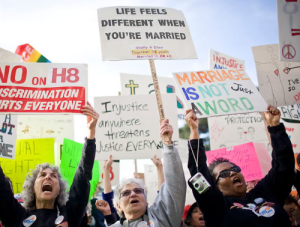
[185,105,295,227]
[182,202,205,227]
[0,103,99,227]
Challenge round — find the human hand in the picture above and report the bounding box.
[160,119,173,145]
[185,109,198,131]
[151,154,163,169]
[104,155,113,171]
[95,200,111,216]
[264,105,281,127]
[81,102,99,139]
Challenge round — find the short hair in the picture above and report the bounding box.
[21,163,68,211]
[113,178,147,218]
[208,157,237,179]
[285,194,299,207]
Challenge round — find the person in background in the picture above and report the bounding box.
[182,202,205,227]
[186,106,295,227]
[151,154,165,192]
[284,195,299,227]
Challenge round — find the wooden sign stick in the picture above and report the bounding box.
[149,59,169,142]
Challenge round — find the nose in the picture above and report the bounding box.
[129,191,138,197]
[45,174,51,179]
[229,171,236,177]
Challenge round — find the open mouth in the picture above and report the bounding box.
[199,216,204,222]
[42,183,53,193]
[233,177,242,185]
[130,200,139,204]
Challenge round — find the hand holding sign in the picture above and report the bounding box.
[81,102,99,139]
[185,109,199,140]
[264,105,281,127]
[160,119,173,145]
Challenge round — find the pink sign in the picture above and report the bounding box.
[206,142,263,182]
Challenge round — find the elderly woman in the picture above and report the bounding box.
[186,106,295,227]
[0,104,99,227]
[96,119,186,226]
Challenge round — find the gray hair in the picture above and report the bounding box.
[113,178,147,218]
[21,163,68,211]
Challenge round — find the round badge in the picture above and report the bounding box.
[233,203,244,207]
[264,202,275,207]
[55,215,64,225]
[259,206,275,218]
[137,221,149,227]
[247,203,256,210]
[23,215,36,227]
[254,198,264,204]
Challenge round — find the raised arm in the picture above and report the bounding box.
[67,103,99,226]
[255,106,295,206]
[151,154,165,191]
[185,110,226,227]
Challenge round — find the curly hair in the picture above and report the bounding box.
[208,157,237,179]
[21,163,68,211]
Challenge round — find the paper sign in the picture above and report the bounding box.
[0,138,55,193]
[206,142,263,182]
[282,120,300,153]
[0,62,87,114]
[209,49,245,70]
[94,94,179,160]
[97,7,197,60]
[15,44,51,63]
[172,69,268,118]
[208,113,271,155]
[280,104,300,120]
[0,48,22,62]
[277,0,300,62]
[253,143,271,176]
[120,73,186,119]
[252,44,300,106]
[0,114,18,159]
[60,139,100,200]
[99,161,120,187]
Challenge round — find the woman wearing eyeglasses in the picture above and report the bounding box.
[185,106,295,227]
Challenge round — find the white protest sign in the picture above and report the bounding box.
[120,73,185,119]
[172,69,268,118]
[94,94,179,160]
[99,161,120,187]
[253,44,300,107]
[0,114,18,159]
[280,104,300,120]
[283,120,300,153]
[0,48,22,62]
[209,49,245,70]
[97,7,197,60]
[208,113,271,155]
[0,62,87,114]
[277,0,300,62]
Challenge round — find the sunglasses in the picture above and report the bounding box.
[215,166,241,183]
[119,188,144,198]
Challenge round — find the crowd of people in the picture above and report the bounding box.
[0,104,300,227]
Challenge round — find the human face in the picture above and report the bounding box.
[117,183,147,219]
[213,162,246,197]
[34,168,60,204]
[284,203,296,226]
[189,207,204,227]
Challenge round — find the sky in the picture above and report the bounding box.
[0,0,279,178]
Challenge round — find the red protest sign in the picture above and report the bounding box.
[0,62,87,114]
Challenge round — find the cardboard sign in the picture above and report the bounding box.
[280,104,300,120]
[277,0,300,62]
[254,143,271,176]
[120,73,185,119]
[99,161,120,187]
[206,142,263,182]
[283,120,300,153]
[15,44,51,63]
[252,44,300,106]
[0,114,18,159]
[208,113,271,155]
[0,48,22,62]
[97,7,197,60]
[172,69,268,118]
[0,138,55,193]
[209,49,245,70]
[94,94,179,160]
[0,62,87,114]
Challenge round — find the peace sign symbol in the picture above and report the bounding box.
[282,44,296,59]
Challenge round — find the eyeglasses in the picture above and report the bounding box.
[119,188,144,198]
[215,166,241,183]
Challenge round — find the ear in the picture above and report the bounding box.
[116,203,123,212]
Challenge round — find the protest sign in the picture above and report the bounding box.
[15,44,51,63]
[254,143,271,176]
[0,62,87,114]
[120,73,185,119]
[279,104,300,120]
[0,48,22,62]
[209,49,245,70]
[172,69,268,118]
[206,142,263,182]
[0,114,18,159]
[94,94,179,160]
[282,120,300,153]
[0,138,55,193]
[252,44,300,107]
[97,7,197,60]
[277,0,300,62]
[60,139,100,200]
[99,161,120,187]
[208,113,270,154]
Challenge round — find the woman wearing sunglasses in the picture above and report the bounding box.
[185,105,295,227]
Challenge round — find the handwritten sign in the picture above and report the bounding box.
[277,0,300,62]
[15,44,51,63]
[0,47,22,62]
[0,114,18,159]
[99,161,120,187]
[209,49,245,70]
[253,44,300,106]
[97,7,197,60]
[0,62,87,114]
[280,104,300,120]
[0,138,55,193]
[94,94,179,160]
[254,143,271,176]
[282,119,300,153]
[206,142,263,182]
[172,69,268,118]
